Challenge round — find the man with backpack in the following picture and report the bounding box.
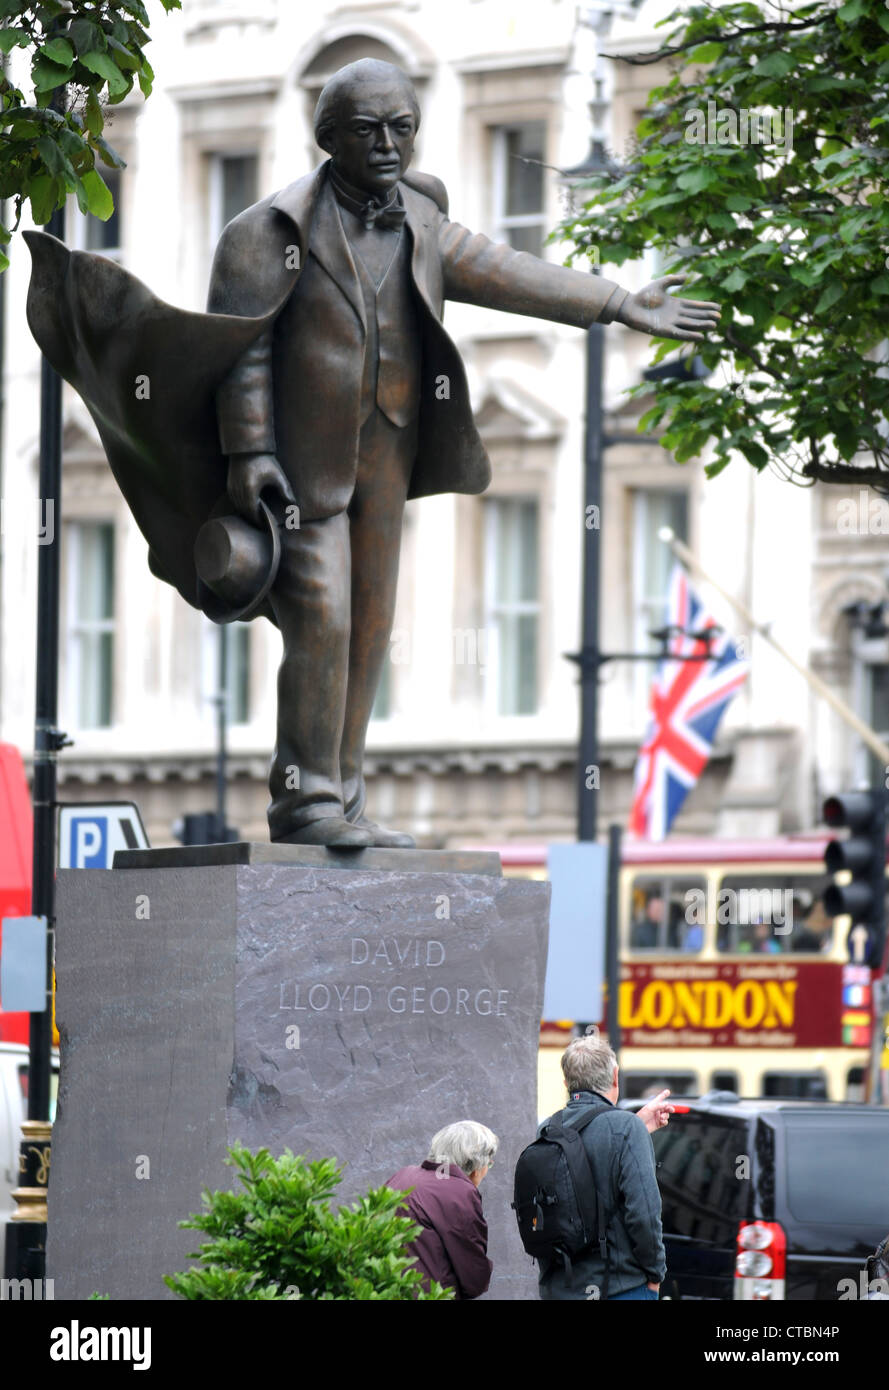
[513,1032,671,1301]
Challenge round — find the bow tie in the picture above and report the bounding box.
[359,201,406,231]
[330,170,406,231]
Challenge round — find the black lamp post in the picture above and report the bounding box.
[4,194,68,1284]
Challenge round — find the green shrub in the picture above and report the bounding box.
[164,1145,454,1301]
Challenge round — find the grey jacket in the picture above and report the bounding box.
[538,1090,667,1301]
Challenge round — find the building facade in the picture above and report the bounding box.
[0,0,884,850]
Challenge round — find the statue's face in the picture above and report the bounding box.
[330,81,416,196]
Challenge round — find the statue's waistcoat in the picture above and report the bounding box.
[353,232,421,429]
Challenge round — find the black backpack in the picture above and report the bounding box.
[512,1106,610,1286]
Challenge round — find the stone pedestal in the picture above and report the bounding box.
[49,847,550,1300]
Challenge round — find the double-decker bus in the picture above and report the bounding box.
[494,838,879,1115]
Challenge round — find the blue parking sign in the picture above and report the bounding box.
[69,816,108,868]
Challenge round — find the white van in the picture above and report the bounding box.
[0,1043,59,1221]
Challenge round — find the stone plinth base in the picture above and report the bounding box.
[49,852,550,1300]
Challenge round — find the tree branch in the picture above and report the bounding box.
[610,14,830,66]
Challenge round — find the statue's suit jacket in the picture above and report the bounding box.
[207,160,630,521]
[23,164,629,624]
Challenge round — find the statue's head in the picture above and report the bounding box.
[313,59,419,197]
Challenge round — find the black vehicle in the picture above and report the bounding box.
[640,1094,889,1300]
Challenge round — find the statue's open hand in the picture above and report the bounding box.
[227,452,296,524]
[618,275,719,342]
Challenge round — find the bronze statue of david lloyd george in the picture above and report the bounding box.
[25,59,718,848]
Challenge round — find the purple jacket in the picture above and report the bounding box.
[388,1160,493,1299]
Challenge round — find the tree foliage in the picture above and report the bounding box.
[559,0,889,487]
[0,0,181,268]
[164,1145,455,1301]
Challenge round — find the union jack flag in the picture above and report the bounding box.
[629,565,749,840]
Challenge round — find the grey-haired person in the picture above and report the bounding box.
[539,1033,672,1301]
[388,1120,498,1298]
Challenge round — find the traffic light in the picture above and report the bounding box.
[173,813,238,846]
[822,791,888,970]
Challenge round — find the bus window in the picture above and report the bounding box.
[629,876,707,953]
[710,1071,738,1094]
[716,874,833,954]
[762,1071,828,1100]
[622,1071,699,1100]
[846,1066,867,1102]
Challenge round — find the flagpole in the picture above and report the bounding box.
[660,527,889,767]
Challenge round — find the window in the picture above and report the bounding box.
[66,522,114,729]
[716,873,833,954]
[762,1071,827,1099]
[485,498,539,715]
[492,123,546,258]
[204,624,250,725]
[224,625,250,725]
[711,1071,739,1094]
[633,489,689,656]
[209,153,259,241]
[622,1071,698,1100]
[628,874,707,952]
[652,1114,749,1238]
[785,1115,889,1223]
[846,1065,867,1102]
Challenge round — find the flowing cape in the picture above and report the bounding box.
[24,230,287,625]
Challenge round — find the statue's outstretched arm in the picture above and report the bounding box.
[439,218,718,342]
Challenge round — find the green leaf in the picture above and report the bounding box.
[31,57,71,92]
[0,26,29,53]
[138,55,154,99]
[79,50,129,97]
[837,0,866,22]
[835,422,859,460]
[106,37,140,71]
[28,172,58,225]
[870,274,889,296]
[85,90,102,138]
[676,167,719,194]
[689,42,724,61]
[814,281,845,314]
[739,440,769,469]
[120,1,150,21]
[80,168,114,220]
[752,52,796,77]
[68,17,107,56]
[722,267,748,292]
[37,135,67,176]
[39,37,74,67]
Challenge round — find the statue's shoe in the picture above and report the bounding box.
[273,817,374,848]
[352,818,416,849]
